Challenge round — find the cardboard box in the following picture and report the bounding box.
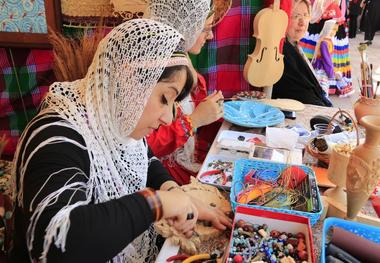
[226,206,315,263]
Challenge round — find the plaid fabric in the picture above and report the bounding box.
[190,0,265,98]
[0,48,55,160]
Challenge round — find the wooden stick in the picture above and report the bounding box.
[190,97,238,103]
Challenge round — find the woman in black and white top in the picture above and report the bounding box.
[11,18,230,263]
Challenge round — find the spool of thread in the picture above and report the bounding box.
[331,226,380,262]
[313,137,336,154]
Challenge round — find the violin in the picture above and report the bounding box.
[243,0,288,87]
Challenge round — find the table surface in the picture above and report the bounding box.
[1,105,376,263]
[157,105,379,262]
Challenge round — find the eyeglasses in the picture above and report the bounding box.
[291,13,311,21]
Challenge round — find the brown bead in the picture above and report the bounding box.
[287,237,299,247]
[297,239,306,251]
[236,219,245,228]
[270,230,280,238]
[298,250,308,261]
[296,232,305,239]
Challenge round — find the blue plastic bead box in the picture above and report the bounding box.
[230,159,323,225]
[321,217,380,263]
[226,206,315,263]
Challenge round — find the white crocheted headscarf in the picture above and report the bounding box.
[146,0,212,51]
[14,19,184,263]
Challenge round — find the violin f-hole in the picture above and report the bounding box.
[256,47,268,63]
[274,47,280,61]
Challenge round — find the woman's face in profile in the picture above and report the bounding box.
[129,68,187,140]
[188,15,215,55]
[288,2,311,42]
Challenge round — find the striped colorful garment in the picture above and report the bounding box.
[0,48,55,160]
[190,0,265,98]
[300,19,353,96]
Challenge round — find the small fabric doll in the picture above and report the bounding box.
[312,19,338,99]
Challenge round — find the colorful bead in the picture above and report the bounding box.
[228,220,309,263]
[233,254,243,263]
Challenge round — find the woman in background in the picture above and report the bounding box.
[348,0,363,38]
[147,8,226,185]
[272,0,333,106]
[300,0,354,97]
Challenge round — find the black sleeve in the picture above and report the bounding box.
[146,146,174,190]
[272,41,331,107]
[15,118,155,263]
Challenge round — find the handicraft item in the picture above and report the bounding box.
[223,101,285,128]
[346,115,380,220]
[354,44,380,124]
[235,90,266,100]
[227,220,309,263]
[154,178,231,254]
[243,0,288,87]
[260,99,305,112]
[199,159,234,188]
[306,110,359,166]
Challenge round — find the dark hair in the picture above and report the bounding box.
[158,65,193,102]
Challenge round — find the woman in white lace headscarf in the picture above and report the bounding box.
[11,19,230,263]
[147,1,232,185]
[147,0,212,51]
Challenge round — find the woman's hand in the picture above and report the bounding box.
[189,91,224,129]
[189,196,232,231]
[156,190,198,237]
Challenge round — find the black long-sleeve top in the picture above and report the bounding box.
[10,114,173,262]
[272,39,332,107]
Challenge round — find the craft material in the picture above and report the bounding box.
[200,169,228,186]
[235,90,266,100]
[312,166,334,188]
[280,166,307,189]
[190,97,237,103]
[243,0,288,87]
[231,159,322,224]
[282,110,296,120]
[266,127,299,151]
[307,174,320,213]
[325,243,360,263]
[198,158,234,188]
[237,183,274,204]
[224,101,285,128]
[330,226,380,262]
[155,178,231,255]
[250,145,290,163]
[228,220,308,263]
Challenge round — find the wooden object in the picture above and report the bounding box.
[243,0,288,87]
[261,98,305,112]
[354,96,380,124]
[325,146,351,205]
[346,115,380,220]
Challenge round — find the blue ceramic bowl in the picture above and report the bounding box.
[224,101,284,128]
